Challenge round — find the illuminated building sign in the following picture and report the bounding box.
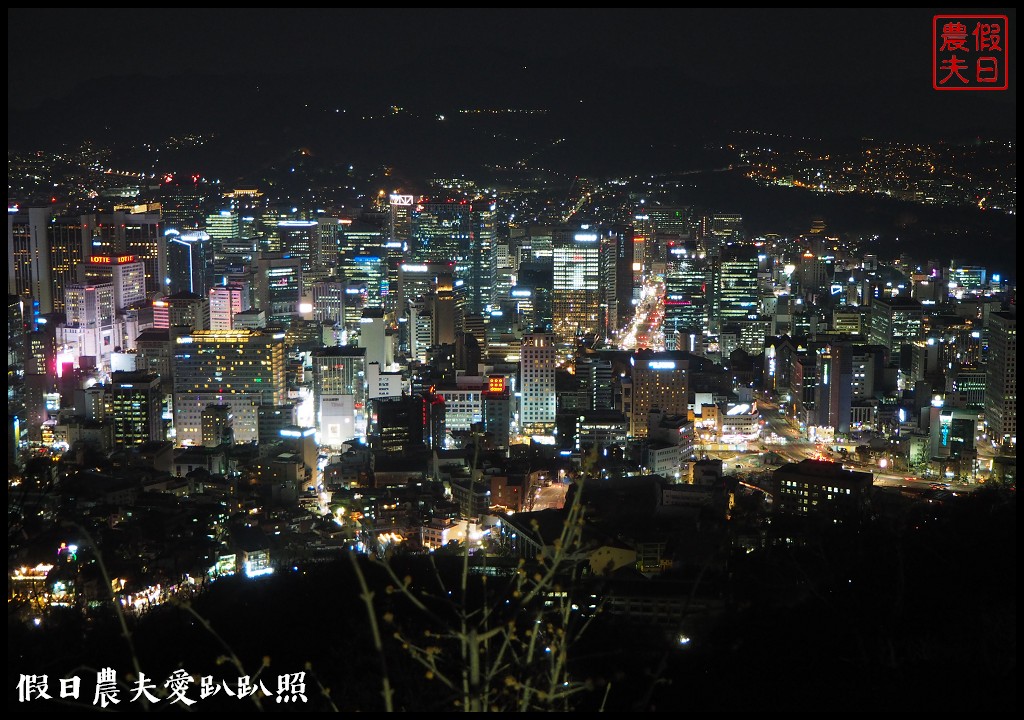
[940,412,951,447]
[648,361,677,370]
[89,255,136,264]
[574,233,598,242]
[511,289,532,298]
[389,194,414,206]
[277,221,317,227]
[488,376,506,394]
[401,264,429,273]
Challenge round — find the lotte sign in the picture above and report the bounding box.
[389,194,414,206]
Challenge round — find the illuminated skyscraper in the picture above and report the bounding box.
[711,249,759,330]
[412,200,470,263]
[276,220,325,293]
[467,201,497,315]
[432,273,456,347]
[869,296,924,357]
[224,187,265,240]
[552,226,601,340]
[153,292,209,332]
[205,210,239,244]
[514,262,553,333]
[388,193,414,244]
[109,371,163,446]
[628,351,689,438]
[167,230,212,296]
[172,329,286,445]
[208,283,250,331]
[985,312,1016,447]
[159,177,207,233]
[60,282,118,370]
[317,218,345,269]
[8,295,26,425]
[91,211,164,296]
[47,214,93,315]
[7,207,51,314]
[947,262,987,298]
[254,252,303,325]
[311,279,346,328]
[664,256,708,347]
[520,332,557,435]
[311,346,367,446]
[631,211,653,302]
[814,342,852,433]
[80,254,147,312]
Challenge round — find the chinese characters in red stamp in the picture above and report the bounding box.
[933,15,1009,90]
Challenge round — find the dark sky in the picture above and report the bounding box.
[7,8,1016,140]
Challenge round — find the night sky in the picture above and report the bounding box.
[7,8,1017,142]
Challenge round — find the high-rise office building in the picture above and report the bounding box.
[631,212,652,302]
[468,201,496,315]
[814,343,852,433]
[311,279,346,328]
[575,356,614,411]
[520,333,557,435]
[63,283,116,363]
[167,230,212,297]
[850,345,888,400]
[7,207,52,315]
[628,351,689,438]
[8,295,27,424]
[208,283,250,331]
[276,220,321,293]
[708,213,744,246]
[47,214,93,315]
[201,403,233,447]
[711,249,759,330]
[317,217,345,268]
[109,371,163,446]
[224,187,265,240]
[172,329,286,445]
[159,178,207,233]
[80,254,147,312]
[432,274,456,347]
[373,392,443,455]
[311,346,367,447]
[153,292,209,331]
[947,263,987,298]
[598,233,621,339]
[254,252,303,325]
[93,211,164,296]
[985,312,1016,447]
[412,200,470,264]
[358,308,392,370]
[552,226,601,340]
[514,262,553,332]
[388,193,414,244]
[482,375,512,450]
[205,210,239,244]
[664,256,708,346]
[869,296,924,357]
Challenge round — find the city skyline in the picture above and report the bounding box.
[7,8,1016,713]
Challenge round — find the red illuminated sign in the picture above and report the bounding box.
[88,255,136,264]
